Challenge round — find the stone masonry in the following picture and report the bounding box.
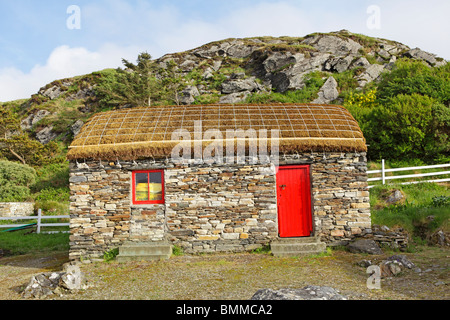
[0,202,34,217]
[69,152,370,260]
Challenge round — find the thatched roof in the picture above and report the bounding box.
[67,103,366,160]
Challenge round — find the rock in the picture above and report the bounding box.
[324,55,354,73]
[180,85,200,105]
[36,126,58,144]
[219,91,251,104]
[71,120,84,137]
[251,285,347,300]
[356,259,372,268]
[20,110,51,130]
[221,77,259,94]
[380,260,403,277]
[268,72,291,92]
[226,43,256,59]
[66,87,95,101]
[347,239,383,255]
[69,175,87,183]
[202,67,214,80]
[312,76,339,104]
[179,60,197,72]
[40,85,63,100]
[386,254,415,269]
[403,48,445,67]
[212,60,222,71]
[357,64,385,87]
[304,35,362,56]
[263,52,299,73]
[386,189,404,204]
[59,264,85,291]
[350,57,371,69]
[22,262,87,299]
[428,229,449,246]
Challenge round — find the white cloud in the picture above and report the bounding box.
[0,43,142,102]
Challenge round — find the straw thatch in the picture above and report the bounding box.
[67,103,367,160]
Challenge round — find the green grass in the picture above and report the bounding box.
[369,181,450,242]
[0,229,69,255]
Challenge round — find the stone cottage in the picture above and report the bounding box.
[67,103,371,261]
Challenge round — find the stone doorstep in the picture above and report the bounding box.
[116,241,172,262]
[270,237,327,257]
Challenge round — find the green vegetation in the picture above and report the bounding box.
[344,59,450,163]
[369,180,449,243]
[103,247,119,262]
[0,229,69,255]
[0,161,36,202]
[95,52,162,108]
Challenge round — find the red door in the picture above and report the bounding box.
[277,165,312,237]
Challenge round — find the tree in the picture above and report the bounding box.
[159,59,185,106]
[96,52,161,108]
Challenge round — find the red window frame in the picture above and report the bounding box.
[132,170,165,205]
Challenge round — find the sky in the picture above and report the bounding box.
[0,0,449,102]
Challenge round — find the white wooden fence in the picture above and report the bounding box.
[0,209,69,234]
[367,159,450,188]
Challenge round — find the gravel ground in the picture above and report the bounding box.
[0,246,448,300]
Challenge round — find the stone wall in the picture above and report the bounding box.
[68,151,370,260]
[164,164,277,253]
[0,202,34,217]
[278,152,371,245]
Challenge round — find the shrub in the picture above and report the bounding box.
[0,161,36,202]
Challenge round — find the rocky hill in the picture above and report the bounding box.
[2,30,447,151]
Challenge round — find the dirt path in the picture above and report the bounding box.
[1,246,448,300]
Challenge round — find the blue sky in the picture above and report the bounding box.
[1,0,449,102]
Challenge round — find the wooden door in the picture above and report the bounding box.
[276,165,312,237]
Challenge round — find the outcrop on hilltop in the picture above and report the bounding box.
[4,30,446,147]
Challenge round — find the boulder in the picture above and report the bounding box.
[385,189,404,204]
[357,64,385,87]
[428,229,449,247]
[349,57,371,69]
[386,254,415,269]
[403,48,445,67]
[347,239,383,255]
[251,285,347,300]
[180,85,200,105]
[221,77,259,94]
[312,76,339,104]
[40,85,63,100]
[262,52,300,73]
[304,35,362,56]
[379,260,403,277]
[36,126,58,144]
[226,42,256,59]
[71,120,84,137]
[20,110,51,130]
[22,263,87,299]
[219,91,251,104]
[324,55,355,73]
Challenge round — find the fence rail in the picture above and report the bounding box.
[367,160,450,188]
[0,209,69,233]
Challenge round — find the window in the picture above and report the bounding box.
[132,170,164,204]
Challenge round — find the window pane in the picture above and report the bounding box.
[135,172,149,201]
[149,172,163,201]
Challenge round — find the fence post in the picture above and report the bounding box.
[381,159,385,185]
[37,209,42,234]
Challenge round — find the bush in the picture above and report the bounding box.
[0,161,36,202]
[343,59,450,162]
